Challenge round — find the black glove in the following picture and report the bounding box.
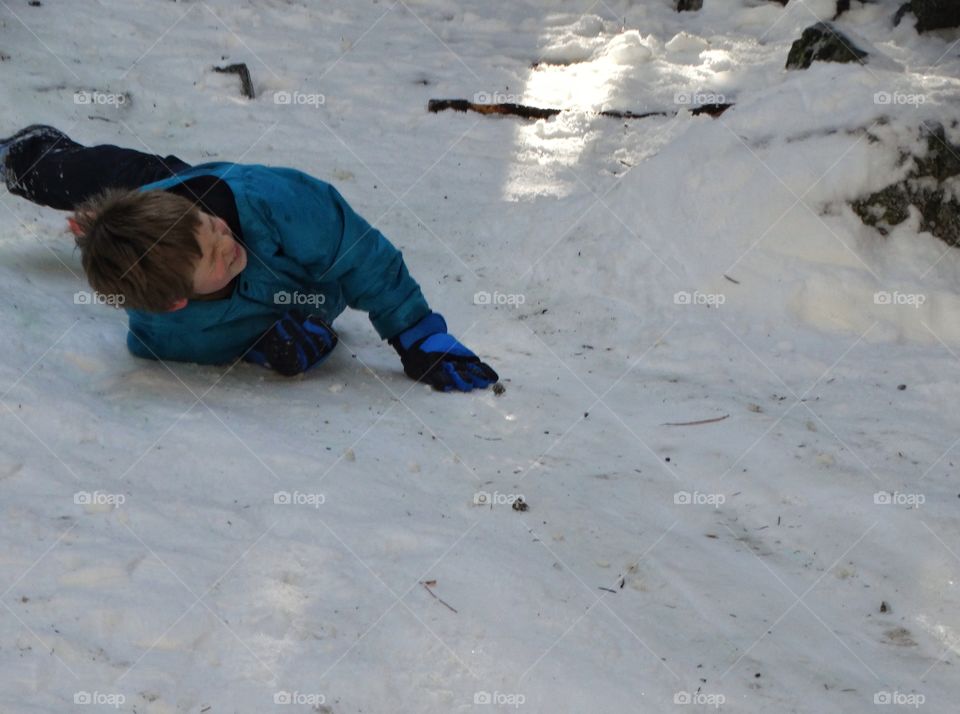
[388,312,498,392]
[245,310,338,376]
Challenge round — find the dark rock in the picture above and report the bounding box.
[894,3,913,25]
[677,0,703,11]
[835,1,881,19]
[913,125,960,182]
[213,63,255,100]
[852,123,960,246]
[786,22,869,69]
[900,0,960,32]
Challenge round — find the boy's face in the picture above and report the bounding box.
[192,211,247,296]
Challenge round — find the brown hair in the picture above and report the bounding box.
[72,188,203,312]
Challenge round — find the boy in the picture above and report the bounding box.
[0,125,498,392]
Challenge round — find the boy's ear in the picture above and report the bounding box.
[166,297,189,312]
[67,210,94,237]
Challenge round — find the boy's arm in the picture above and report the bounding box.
[263,169,498,390]
[263,169,430,340]
[126,309,336,376]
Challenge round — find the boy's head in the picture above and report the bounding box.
[73,188,247,312]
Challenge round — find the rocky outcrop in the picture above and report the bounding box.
[786,23,869,69]
[896,1,960,33]
[852,124,960,246]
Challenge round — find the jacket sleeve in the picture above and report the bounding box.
[125,313,272,366]
[257,168,431,340]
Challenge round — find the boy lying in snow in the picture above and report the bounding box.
[0,125,498,391]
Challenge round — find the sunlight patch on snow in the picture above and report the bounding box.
[503,22,655,200]
[915,615,960,658]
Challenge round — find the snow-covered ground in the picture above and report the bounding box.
[2,0,960,711]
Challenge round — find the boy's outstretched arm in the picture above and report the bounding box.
[263,169,499,391]
[388,312,498,392]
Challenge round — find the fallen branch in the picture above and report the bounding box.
[661,414,730,427]
[213,63,255,99]
[427,98,732,121]
[421,580,458,613]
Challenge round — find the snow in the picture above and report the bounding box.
[2,0,960,712]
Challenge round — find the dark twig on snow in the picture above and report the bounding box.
[429,99,560,119]
[662,414,730,427]
[421,580,458,613]
[428,98,732,121]
[213,63,255,99]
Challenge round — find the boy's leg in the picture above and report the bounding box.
[2,125,192,211]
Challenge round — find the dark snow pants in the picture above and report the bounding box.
[3,126,191,211]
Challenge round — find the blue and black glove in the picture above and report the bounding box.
[389,312,499,392]
[245,310,338,376]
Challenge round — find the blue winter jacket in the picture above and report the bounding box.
[126,162,431,365]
